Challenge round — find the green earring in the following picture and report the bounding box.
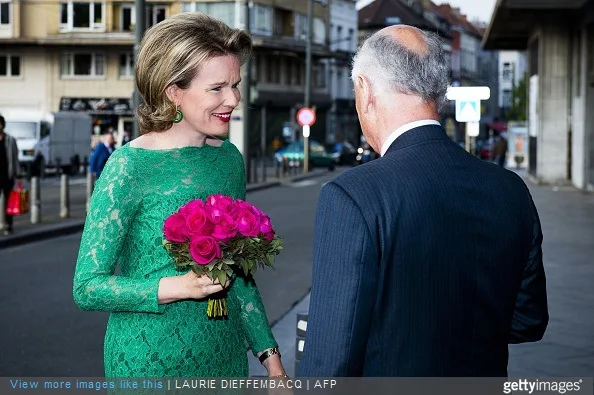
[173,107,183,123]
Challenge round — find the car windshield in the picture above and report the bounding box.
[5,121,38,140]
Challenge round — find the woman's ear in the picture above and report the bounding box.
[165,84,180,105]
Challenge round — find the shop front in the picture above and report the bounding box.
[59,97,134,145]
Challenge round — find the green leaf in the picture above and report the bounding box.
[217,270,227,287]
[223,259,234,265]
[242,263,249,277]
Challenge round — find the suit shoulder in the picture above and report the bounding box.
[330,159,389,198]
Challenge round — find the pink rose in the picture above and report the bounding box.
[189,236,222,265]
[185,207,214,237]
[207,194,234,210]
[259,215,274,237]
[163,212,187,243]
[251,205,265,219]
[211,213,238,242]
[235,208,261,237]
[179,200,205,216]
[263,231,275,242]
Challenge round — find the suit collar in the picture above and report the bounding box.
[384,124,449,156]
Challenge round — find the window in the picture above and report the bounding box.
[502,62,513,81]
[294,13,307,40]
[313,18,326,44]
[40,122,51,139]
[182,2,235,27]
[1,2,11,25]
[121,4,135,32]
[61,53,105,78]
[502,89,511,109]
[119,53,134,78]
[60,2,105,32]
[0,54,20,77]
[147,5,166,27]
[252,4,272,36]
[315,63,326,88]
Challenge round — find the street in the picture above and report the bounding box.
[0,170,337,377]
[0,168,593,377]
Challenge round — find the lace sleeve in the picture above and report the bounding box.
[73,151,164,314]
[227,145,277,355]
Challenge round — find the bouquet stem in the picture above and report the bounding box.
[207,297,228,318]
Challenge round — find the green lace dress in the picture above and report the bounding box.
[73,140,277,377]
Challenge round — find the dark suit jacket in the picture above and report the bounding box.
[298,125,548,377]
[89,143,113,178]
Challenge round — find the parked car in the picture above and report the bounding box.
[274,140,335,171]
[330,141,358,166]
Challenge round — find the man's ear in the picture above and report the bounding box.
[165,84,181,105]
[358,75,374,114]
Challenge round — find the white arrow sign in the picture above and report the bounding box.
[456,100,480,122]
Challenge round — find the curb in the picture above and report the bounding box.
[0,170,329,250]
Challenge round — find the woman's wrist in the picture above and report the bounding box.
[261,353,285,377]
[157,276,184,303]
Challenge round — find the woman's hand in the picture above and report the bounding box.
[158,271,230,304]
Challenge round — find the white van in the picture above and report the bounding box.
[3,110,92,177]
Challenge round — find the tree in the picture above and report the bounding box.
[506,73,527,121]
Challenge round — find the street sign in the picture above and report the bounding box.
[302,125,311,138]
[446,86,490,101]
[456,100,480,122]
[296,107,316,126]
[466,121,480,137]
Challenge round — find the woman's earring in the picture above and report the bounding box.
[173,105,183,123]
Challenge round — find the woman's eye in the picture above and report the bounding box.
[232,83,240,89]
[212,86,222,92]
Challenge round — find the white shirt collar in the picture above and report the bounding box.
[380,120,441,156]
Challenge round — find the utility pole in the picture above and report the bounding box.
[303,0,313,173]
[242,0,252,182]
[132,0,146,138]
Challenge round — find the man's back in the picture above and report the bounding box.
[299,125,547,376]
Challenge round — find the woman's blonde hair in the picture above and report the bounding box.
[135,12,252,133]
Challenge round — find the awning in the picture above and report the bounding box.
[482,0,590,50]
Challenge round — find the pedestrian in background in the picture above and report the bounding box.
[89,130,114,179]
[0,115,19,236]
[299,25,548,377]
[73,12,286,378]
[495,131,509,167]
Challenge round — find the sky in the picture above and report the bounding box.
[356,0,498,24]
[443,0,498,24]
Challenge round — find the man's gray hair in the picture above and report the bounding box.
[351,29,450,111]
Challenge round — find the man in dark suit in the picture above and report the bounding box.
[90,130,115,179]
[298,25,548,377]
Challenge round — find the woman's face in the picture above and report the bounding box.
[172,54,241,138]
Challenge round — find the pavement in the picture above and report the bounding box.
[250,169,594,377]
[0,164,328,249]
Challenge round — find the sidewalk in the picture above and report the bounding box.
[0,166,328,249]
[260,172,594,377]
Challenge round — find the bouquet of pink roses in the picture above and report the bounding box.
[162,194,283,318]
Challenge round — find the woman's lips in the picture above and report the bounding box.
[213,112,232,123]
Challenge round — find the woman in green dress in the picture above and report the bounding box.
[73,12,287,378]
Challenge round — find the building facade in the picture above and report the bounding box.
[0,0,332,152]
[326,0,358,145]
[484,0,594,191]
[497,50,526,119]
